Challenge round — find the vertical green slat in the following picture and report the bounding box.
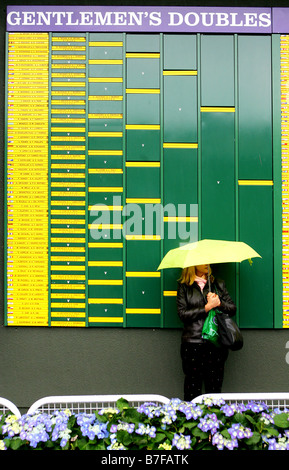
[272,34,283,328]
[160,33,164,328]
[4,33,9,326]
[48,32,52,327]
[122,33,127,328]
[85,32,89,327]
[234,34,240,323]
[197,34,202,240]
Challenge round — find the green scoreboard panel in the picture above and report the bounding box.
[4,31,283,328]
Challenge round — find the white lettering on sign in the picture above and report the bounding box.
[6,7,271,32]
[167,11,271,28]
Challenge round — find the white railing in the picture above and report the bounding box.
[26,394,170,415]
[192,392,289,410]
[2,393,289,417]
[0,397,21,418]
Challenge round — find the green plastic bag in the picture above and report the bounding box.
[202,309,220,346]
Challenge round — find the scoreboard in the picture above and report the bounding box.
[6,32,199,327]
[4,7,289,329]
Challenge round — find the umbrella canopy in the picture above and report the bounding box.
[157,239,261,271]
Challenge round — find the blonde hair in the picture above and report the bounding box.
[179,266,214,286]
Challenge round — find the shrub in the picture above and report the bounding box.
[1,396,289,450]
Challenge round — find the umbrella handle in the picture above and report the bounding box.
[208,275,211,292]
[207,266,211,292]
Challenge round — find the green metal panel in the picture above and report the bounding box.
[200,35,235,107]
[88,246,123,262]
[87,32,125,328]
[88,303,123,322]
[89,154,123,169]
[163,297,182,328]
[126,240,161,271]
[126,58,160,88]
[126,277,161,308]
[163,76,197,142]
[88,266,123,280]
[238,36,272,180]
[126,94,160,125]
[163,221,198,253]
[126,167,160,198]
[88,173,123,187]
[126,313,161,328]
[89,46,123,60]
[201,111,236,240]
[124,203,162,237]
[88,284,123,299]
[88,65,123,78]
[89,33,124,41]
[272,34,283,328]
[163,148,198,206]
[88,82,123,96]
[88,137,123,151]
[126,130,160,161]
[88,100,123,114]
[126,34,160,52]
[239,185,274,328]
[89,225,123,244]
[164,34,197,70]
[88,118,123,133]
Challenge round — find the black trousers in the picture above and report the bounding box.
[180,341,229,402]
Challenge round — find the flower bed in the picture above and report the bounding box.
[1,396,289,450]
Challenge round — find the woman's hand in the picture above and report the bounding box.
[205,292,221,312]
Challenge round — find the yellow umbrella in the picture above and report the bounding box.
[157,239,261,289]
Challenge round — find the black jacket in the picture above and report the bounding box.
[177,278,237,343]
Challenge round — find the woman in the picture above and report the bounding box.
[177,264,236,401]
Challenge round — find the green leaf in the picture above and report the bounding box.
[117,429,133,446]
[9,438,24,450]
[273,413,289,429]
[154,432,167,443]
[221,429,231,439]
[244,432,261,446]
[74,437,90,450]
[192,427,209,440]
[122,407,141,423]
[183,421,198,430]
[244,413,257,426]
[116,398,130,411]
[263,427,280,437]
[232,412,247,426]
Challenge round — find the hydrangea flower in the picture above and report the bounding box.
[197,396,226,407]
[198,413,222,435]
[221,403,246,416]
[135,423,156,438]
[137,402,163,418]
[172,433,191,450]
[158,442,172,450]
[0,441,7,451]
[262,436,289,450]
[245,401,268,413]
[212,432,238,450]
[76,413,109,441]
[2,414,21,438]
[2,412,55,448]
[228,423,253,440]
[178,402,203,420]
[110,421,135,434]
[159,403,179,428]
[107,441,127,450]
